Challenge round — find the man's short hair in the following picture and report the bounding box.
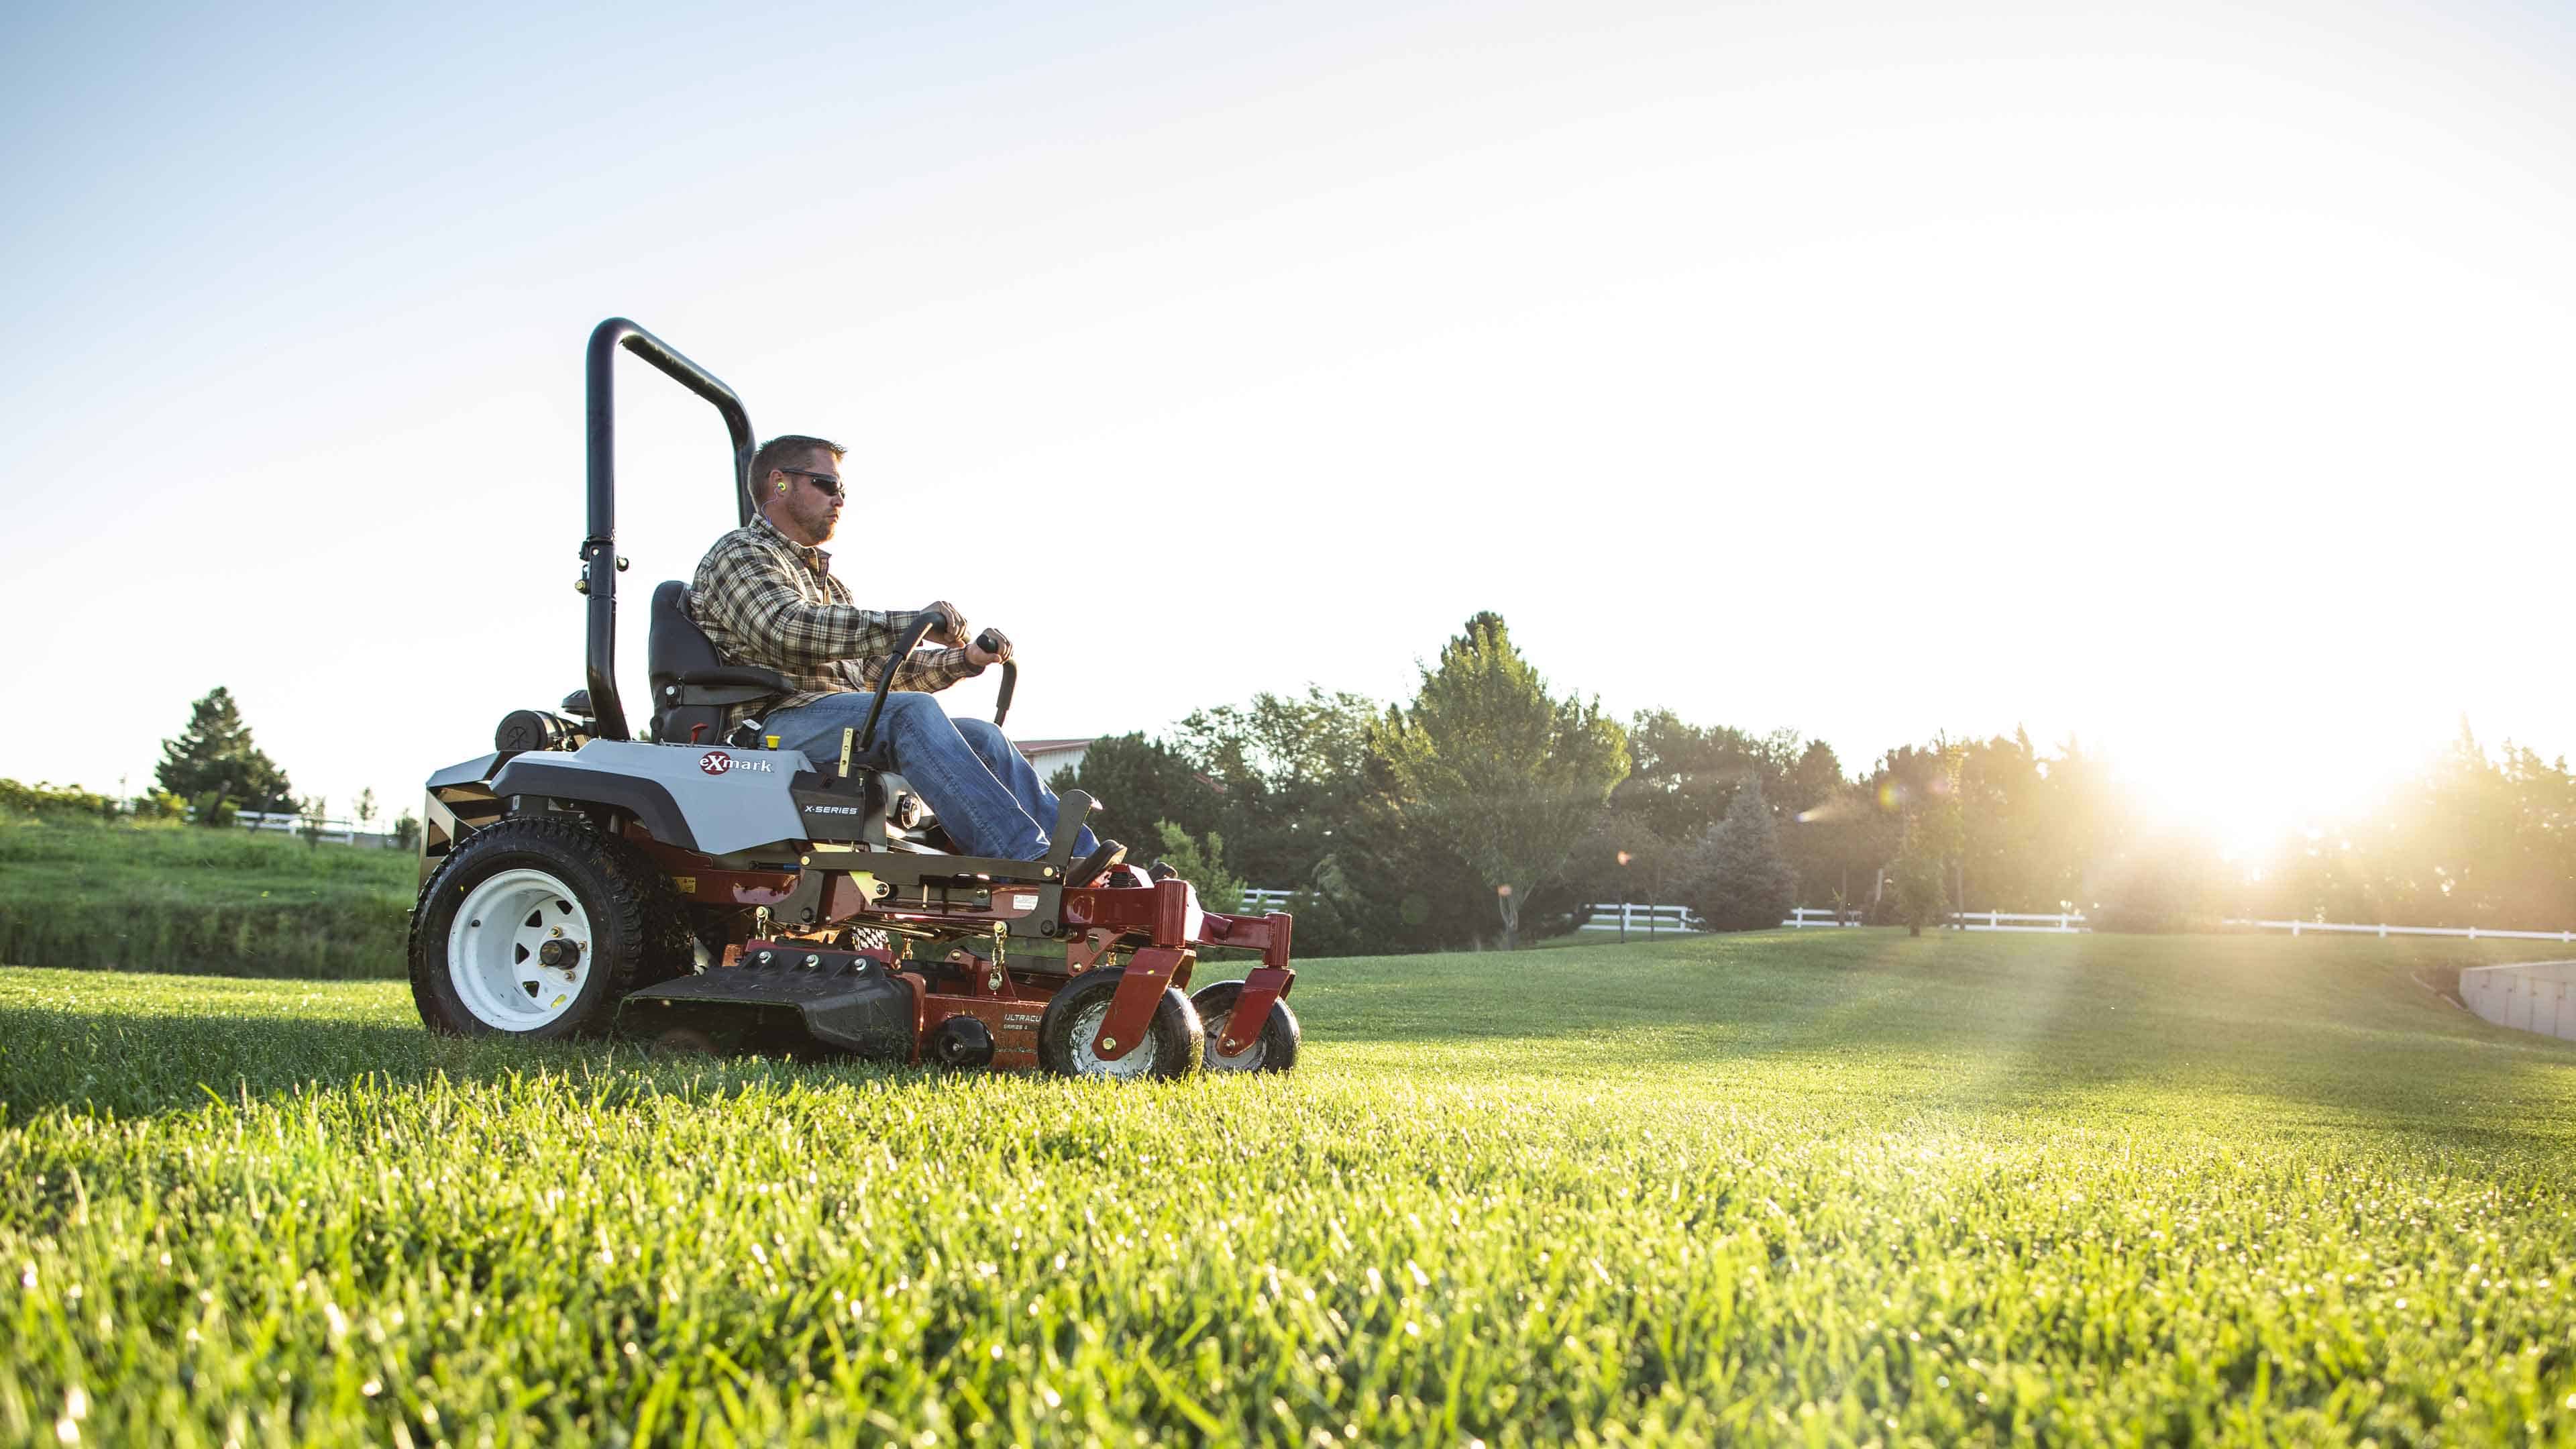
[749,434,846,504]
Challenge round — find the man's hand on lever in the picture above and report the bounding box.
[920,600,970,647]
[967,628,1012,669]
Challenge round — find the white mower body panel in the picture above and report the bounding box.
[480,740,814,857]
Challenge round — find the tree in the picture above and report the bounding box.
[1891,821,1951,937]
[297,794,329,848]
[155,687,295,818]
[1173,687,1381,889]
[355,788,379,828]
[1047,733,1220,861]
[1885,744,1964,935]
[1611,710,1805,845]
[1151,822,1245,914]
[392,812,422,851]
[1368,612,1629,950]
[1678,780,1797,931]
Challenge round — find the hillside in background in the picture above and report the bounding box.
[0,819,414,978]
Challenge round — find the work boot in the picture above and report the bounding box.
[1068,839,1127,888]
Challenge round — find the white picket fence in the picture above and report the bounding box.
[1580,903,1705,932]
[1772,907,2092,932]
[1242,891,2575,943]
[2226,918,2576,943]
[231,810,401,849]
[1582,905,2092,933]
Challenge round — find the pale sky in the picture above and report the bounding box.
[3,0,2570,845]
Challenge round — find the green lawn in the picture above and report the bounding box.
[0,820,415,978]
[5,930,2576,1446]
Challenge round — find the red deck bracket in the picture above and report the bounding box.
[1091,945,1189,1062]
[1217,965,1295,1057]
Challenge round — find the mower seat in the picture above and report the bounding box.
[647,580,792,745]
[643,582,942,851]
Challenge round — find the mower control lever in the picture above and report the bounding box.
[857,609,1018,756]
[976,629,1017,729]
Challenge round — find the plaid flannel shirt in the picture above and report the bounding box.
[688,515,981,731]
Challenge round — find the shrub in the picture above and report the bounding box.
[0,780,121,823]
[129,790,188,822]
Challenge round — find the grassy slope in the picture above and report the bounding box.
[3,931,2576,1446]
[0,820,415,978]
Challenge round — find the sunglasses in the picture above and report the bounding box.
[780,468,844,498]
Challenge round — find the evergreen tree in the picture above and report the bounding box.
[154,687,296,817]
[1369,612,1629,950]
[1678,780,1797,932]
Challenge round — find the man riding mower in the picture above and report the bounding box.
[405,319,1300,1078]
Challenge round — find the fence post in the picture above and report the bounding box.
[2291,921,2300,937]
[2378,924,2386,938]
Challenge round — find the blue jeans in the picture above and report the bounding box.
[762,691,1097,862]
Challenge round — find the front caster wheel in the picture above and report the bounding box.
[1191,980,1301,1073]
[1035,968,1201,1079]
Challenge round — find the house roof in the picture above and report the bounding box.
[1010,738,1093,755]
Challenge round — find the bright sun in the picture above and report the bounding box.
[2105,707,2420,861]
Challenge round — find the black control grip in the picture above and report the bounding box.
[858,610,946,755]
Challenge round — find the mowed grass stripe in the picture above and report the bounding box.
[3,931,2575,1446]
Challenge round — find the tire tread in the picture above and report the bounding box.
[409,814,689,1038]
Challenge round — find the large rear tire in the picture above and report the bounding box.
[409,816,691,1039]
[1191,979,1301,1073]
[1034,967,1201,1079]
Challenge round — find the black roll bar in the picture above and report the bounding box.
[582,318,755,742]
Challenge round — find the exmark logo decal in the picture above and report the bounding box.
[698,751,773,776]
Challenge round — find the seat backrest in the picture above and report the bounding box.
[647,581,729,744]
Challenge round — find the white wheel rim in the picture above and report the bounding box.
[447,868,595,1030]
[1067,997,1159,1079]
[1201,1002,1267,1071]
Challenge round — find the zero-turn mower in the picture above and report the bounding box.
[406,319,1299,1078]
